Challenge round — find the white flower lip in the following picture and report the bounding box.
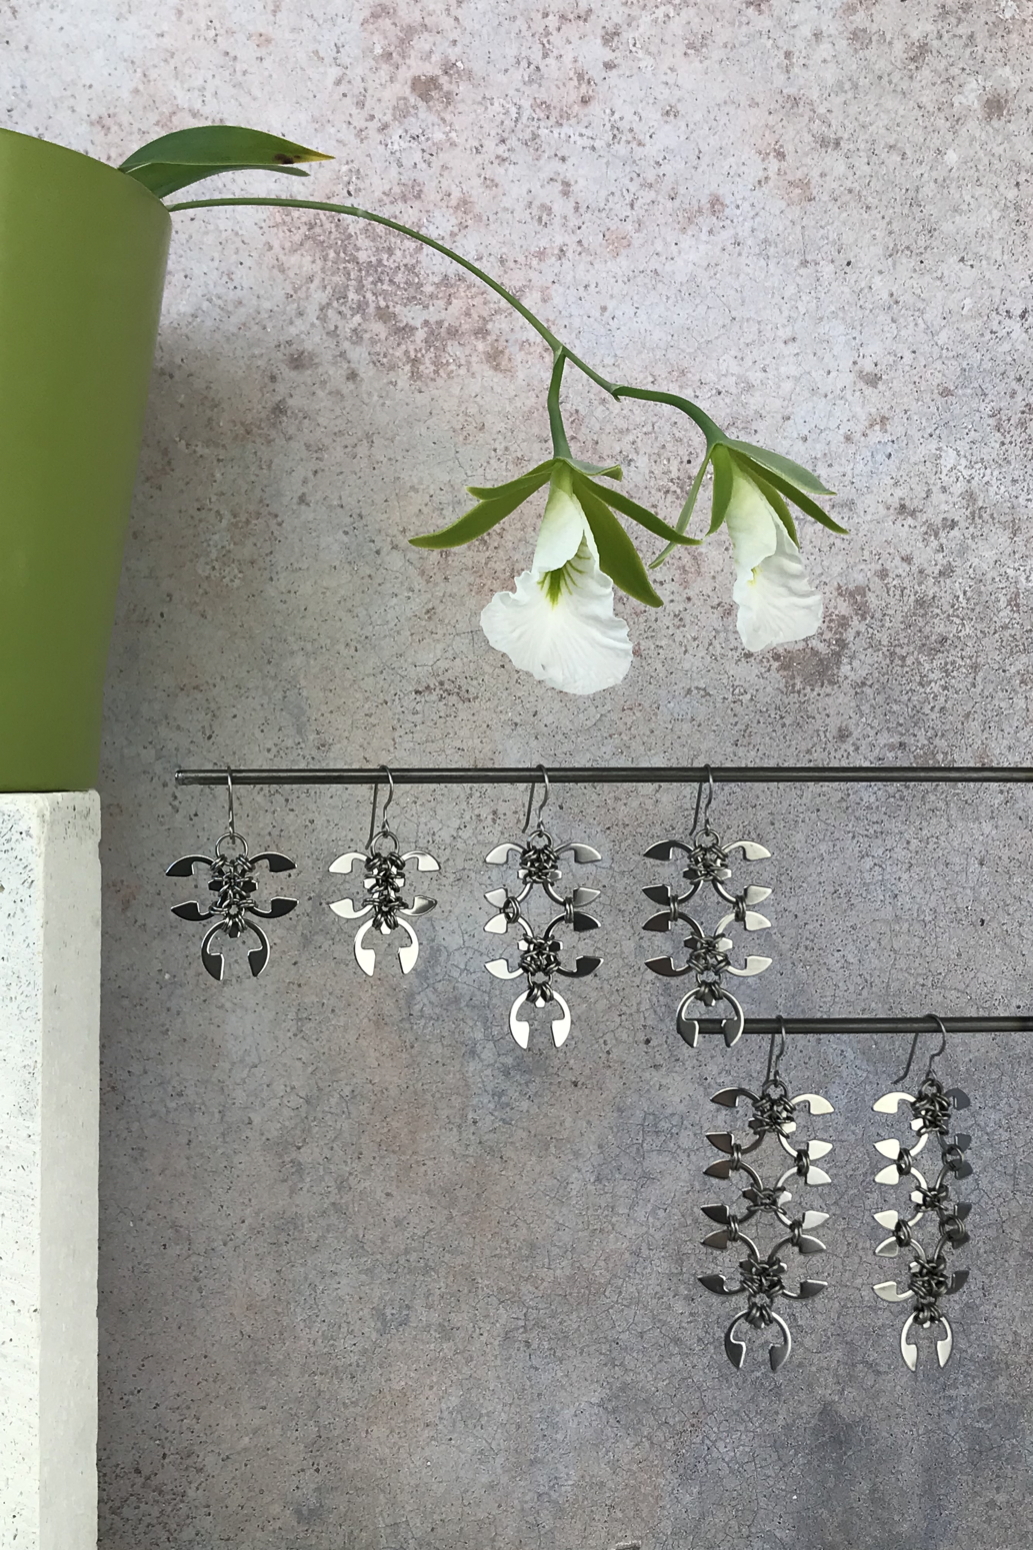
[480,470,633,694]
[725,460,823,653]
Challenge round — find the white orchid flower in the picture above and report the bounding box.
[723,456,823,651]
[480,466,633,694]
[654,434,844,653]
[411,454,698,694]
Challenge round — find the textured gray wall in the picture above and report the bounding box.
[7,1,1033,1545]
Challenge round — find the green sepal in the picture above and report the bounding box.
[708,445,734,533]
[748,470,799,546]
[737,455,848,535]
[566,457,623,479]
[410,481,545,549]
[119,126,333,199]
[725,438,834,497]
[575,476,700,546]
[575,485,663,608]
[465,461,556,500]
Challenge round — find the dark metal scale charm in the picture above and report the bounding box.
[483,772,602,1049]
[166,832,297,981]
[872,1050,972,1370]
[699,1067,833,1371]
[644,774,772,1046]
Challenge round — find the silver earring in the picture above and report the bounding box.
[872,1015,973,1370]
[166,768,298,980]
[328,767,439,976]
[699,1018,834,1370]
[482,765,602,1050]
[643,767,772,1046]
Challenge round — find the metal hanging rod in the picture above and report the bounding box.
[174,765,1033,787]
[695,1017,1033,1037]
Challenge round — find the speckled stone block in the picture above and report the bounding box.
[0,793,101,1550]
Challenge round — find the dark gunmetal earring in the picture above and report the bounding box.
[872,1014,973,1370]
[643,766,772,1046]
[328,766,439,976]
[699,1017,834,1371]
[166,768,298,980]
[482,765,602,1049]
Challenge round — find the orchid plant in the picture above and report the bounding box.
[120,126,847,695]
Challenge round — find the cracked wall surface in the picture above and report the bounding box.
[5,1,1033,1545]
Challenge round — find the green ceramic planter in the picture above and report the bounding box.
[0,128,170,791]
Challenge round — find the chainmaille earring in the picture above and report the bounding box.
[643,767,773,1046]
[166,768,298,980]
[482,765,602,1050]
[328,767,439,976]
[699,1017,834,1371]
[872,1014,973,1370]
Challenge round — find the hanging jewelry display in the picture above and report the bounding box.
[643,768,773,1046]
[166,769,298,980]
[328,768,439,976]
[483,766,602,1050]
[872,1015,972,1370]
[699,1019,833,1371]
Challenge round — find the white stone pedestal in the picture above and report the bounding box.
[0,793,101,1550]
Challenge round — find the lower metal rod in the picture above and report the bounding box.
[695,1017,1033,1036]
[174,765,1033,786]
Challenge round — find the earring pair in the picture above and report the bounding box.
[696,1014,972,1374]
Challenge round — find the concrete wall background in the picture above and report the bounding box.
[6,1,1033,1545]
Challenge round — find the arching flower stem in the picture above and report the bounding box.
[165,195,718,433]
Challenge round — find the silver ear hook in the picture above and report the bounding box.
[367,778,380,848]
[380,765,395,820]
[522,764,550,834]
[364,765,392,849]
[226,767,236,840]
[765,1015,788,1086]
[897,1013,948,1086]
[691,764,715,835]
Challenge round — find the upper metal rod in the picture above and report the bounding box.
[695,1017,1033,1036]
[174,765,1033,787]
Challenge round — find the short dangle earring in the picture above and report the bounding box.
[643,767,773,1046]
[166,769,298,980]
[699,1018,834,1371]
[482,765,602,1050]
[328,767,439,976]
[872,1015,973,1370]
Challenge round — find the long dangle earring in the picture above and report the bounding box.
[482,766,602,1050]
[699,1018,834,1370]
[328,767,439,976]
[166,769,298,980]
[872,1015,973,1370]
[643,767,773,1046]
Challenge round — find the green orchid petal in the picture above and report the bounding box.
[708,444,734,533]
[725,438,835,497]
[747,469,799,547]
[574,477,701,546]
[734,453,848,535]
[563,457,623,480]
[465,460,557,500]
[410,481,546,549]
[120,126,333,200]
[575,485,663,608]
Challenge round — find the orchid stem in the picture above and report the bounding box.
[167,196,722,450]
[547,350,572,458]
